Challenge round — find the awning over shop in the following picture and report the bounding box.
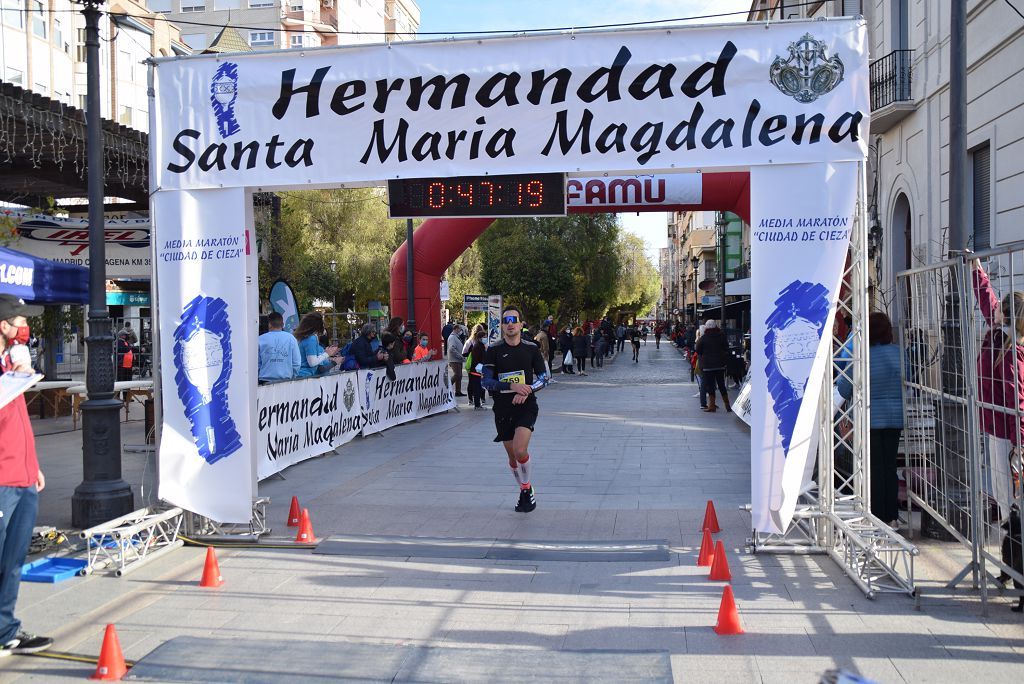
[0,246,89,304]
[701,297,751,315]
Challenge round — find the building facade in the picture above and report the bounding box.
[2,0,188,129]
[748,0,1024,310]
[157,0,419,54]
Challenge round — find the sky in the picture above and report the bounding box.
[416,0,752,263]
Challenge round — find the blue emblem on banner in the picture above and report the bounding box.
[210,62,241,139]
[763,280,830,454]
[363,370,374,409]
[173,295,242,464]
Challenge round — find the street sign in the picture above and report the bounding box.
[463,294,488,312]
[702,295,722,306]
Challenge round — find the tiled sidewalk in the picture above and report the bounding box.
[6,341,1023,682]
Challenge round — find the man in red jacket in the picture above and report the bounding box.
[0,295,52,656]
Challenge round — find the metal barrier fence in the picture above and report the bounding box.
[897,247,1024,612]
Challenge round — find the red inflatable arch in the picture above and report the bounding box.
[390,172,750,346]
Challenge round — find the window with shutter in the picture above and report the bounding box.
[971,143,991,250]
[841,0,861,16]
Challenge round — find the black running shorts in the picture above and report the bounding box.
[492,402,539,443]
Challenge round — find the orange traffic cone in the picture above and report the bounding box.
[701,500,721,533]
[713,585,744,635]
[295,508,317,543]
[697,528,715,567]
[199,547,223,588]
[287,496,301,527]
[90,624,128,680]
[709,540,732,581]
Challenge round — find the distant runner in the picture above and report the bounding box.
[481,305,549,512]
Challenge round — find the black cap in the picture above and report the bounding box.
[0,295,42,321]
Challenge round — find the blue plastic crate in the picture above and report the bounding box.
[21,557,87,583]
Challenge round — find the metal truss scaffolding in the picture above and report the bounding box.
[182,497,272,543]
[79,507,184,577]
[750,162,919,598]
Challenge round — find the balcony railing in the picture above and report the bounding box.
[870,49,914,111]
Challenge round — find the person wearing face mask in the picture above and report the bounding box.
[401,330,415,361]
[447,325,467,397]
[0,295,52,656]
[351,323,387,369]
[386,317,408,364]
[558,326,574,374]
[412,333,437,362]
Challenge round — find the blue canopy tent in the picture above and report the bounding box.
[0,246,88,305]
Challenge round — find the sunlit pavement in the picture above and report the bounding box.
[9,341,1024,682]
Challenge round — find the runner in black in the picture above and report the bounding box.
[481,305,549,513]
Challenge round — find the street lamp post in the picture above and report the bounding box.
[71,0,134,528]
[328,259,337,342]
[691,255,700,326]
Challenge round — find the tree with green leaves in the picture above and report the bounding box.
[259,188,409,313]
[478,213,629,325]
[608,232,660,321]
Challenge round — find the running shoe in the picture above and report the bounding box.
[0,632,53,656]
[515,486,537,513]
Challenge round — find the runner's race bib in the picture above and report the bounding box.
[498,370,526,392]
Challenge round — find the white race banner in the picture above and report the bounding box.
[155,188,256,523]
[256,372,364,480]
[153,20,867,190]
[566,174,700,209]
[358,360,456,436]
[750,162,857,535]
[5,212,151,278]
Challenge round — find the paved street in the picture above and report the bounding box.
[6,341,1024,682]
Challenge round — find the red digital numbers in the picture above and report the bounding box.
[427,182,445,208]
[527,180,543,208]
[480,181,495,206]
[388,173,563,217]
[515,181,544,207]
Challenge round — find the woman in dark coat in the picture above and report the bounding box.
[559,326,575,374]
[572,326,589,376]
[696,320,731,412]
[385,316,408,364]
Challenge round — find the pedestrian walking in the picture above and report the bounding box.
[594,333,607,368]
[447,324,467,397]
[615,323,626,353]
[467,328,487,409]
[572,326,589,376]
[559,326,574,374]
[481,306,549,512]
[696,320,731,412]
[655,322,663,349]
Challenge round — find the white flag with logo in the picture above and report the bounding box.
[750,162,858,534]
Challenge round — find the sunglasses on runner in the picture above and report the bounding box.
[502,315,520,324]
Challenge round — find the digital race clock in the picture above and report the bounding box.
[387,173,566,218]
